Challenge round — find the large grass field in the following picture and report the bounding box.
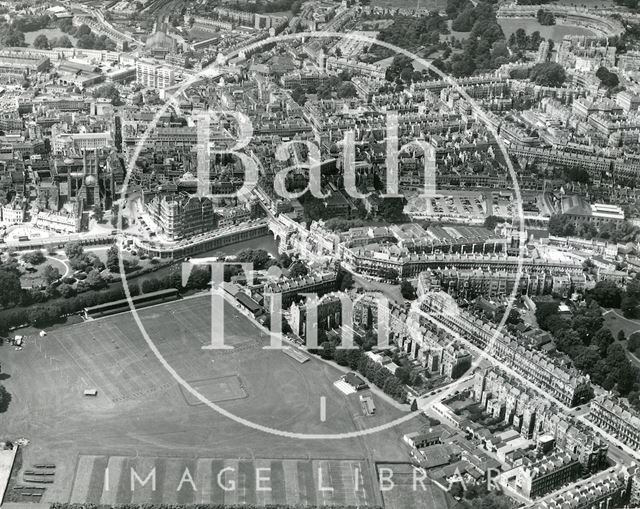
[68,455,375,507]
[497,18,596,41]
[378,463,454,509]
[0,295,418,504]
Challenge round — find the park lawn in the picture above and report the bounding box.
[19,257,67,288]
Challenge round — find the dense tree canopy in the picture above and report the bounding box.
[92,84,122,106]
[536,9,555,25]
[42,265,61,285]
[529,62,566,87]
[0,385,10,412]
[0,268,21,308]
[33,33,49,49]
[537,298,639,398]
[22,250,45,265]
[378,13,449,51]
[596,67,620,88]
[237,249,272,271]
[590,280,623,308]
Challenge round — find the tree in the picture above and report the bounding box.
[85,269,106,290]
[628,332,640,353]
[42,265,61,285]
[122,258,139,273]
[144,90,163,105]
[571,302,604,345]
[535,301,560,330]
[0,269,22,307]
[616,362,637,395]
[291,85,307,106]
[51,34,73,47]
[536,8,555,24]
[491,40,509,60]
[334,348,349,366]
[378,197,406,222]
[337,270,354,291]
[381,268,399,282]
[483,215,504,230]
[111,203,124,228]
[141,278,161,293]
[301,195,326,222]
[131,91,144,106]
[548,214,575,237]
[338,82,357,98]
[77,23,91,36]
[58,283,75,298]
[452,7,475,31]
[377,14,448,53]
[2,29,26,47]
[319,341,335,360]
[33,33,49,49]
[64,242,85,260]
[593,328,615,356]
[237,249,271,270]
[504,308,522,326]
[596,67,619,88]
[22,250,46,265]
[400,279,416,300]
[288,262,308,278]
[574,347,601,373]
[530,62,566,87]
[187,266,210,289]
[92,205,104,222]
[0,385,10,412]
[27,303,61,326]
[622,294,640,319]
[590,280,622,308]
[106,245,119,272]
[92,83,122,106]
[277,252,292,268]
[396,366,411,384]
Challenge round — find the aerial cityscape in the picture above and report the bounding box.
[4,0,640,508]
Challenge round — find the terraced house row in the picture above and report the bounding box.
[590,395,640,451]
[418,291,593,407]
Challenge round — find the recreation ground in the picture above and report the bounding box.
[0,295,448,507]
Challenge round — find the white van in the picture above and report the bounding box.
[83,389,98,397]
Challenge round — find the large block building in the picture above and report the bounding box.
[474,368,608,475]
[145,194,216,241]
[419,292,593,407]
[589,395,640,451]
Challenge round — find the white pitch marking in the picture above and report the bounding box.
[320,396,327,422]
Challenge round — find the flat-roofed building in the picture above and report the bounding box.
[136,61,175,90]
[53,132,113,154]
